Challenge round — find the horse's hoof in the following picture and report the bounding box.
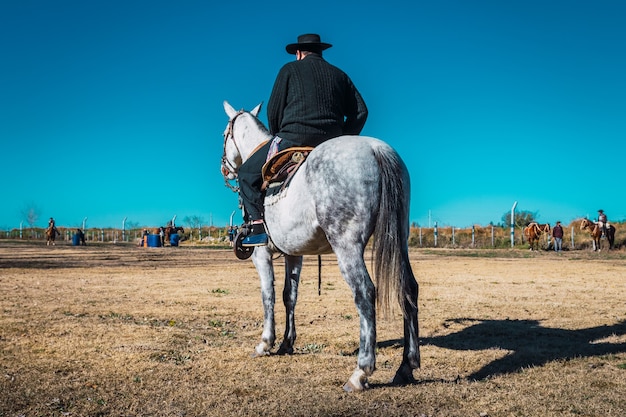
[391,369,416,385]
[343,379,369,392]
[250,341,272,358]
[276,345,294,355]
[343,369,369,392]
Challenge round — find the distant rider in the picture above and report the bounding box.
[48,217,57,234]
[597,209,607,238]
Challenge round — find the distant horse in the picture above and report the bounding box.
[164,226,184,245]
[221,101,419,391]
[523,222,551,251]
[46,226,60,246]
[580,218,615,251]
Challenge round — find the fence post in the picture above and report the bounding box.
[510,201,518,247]
[419,227,422,247]
[471,225,475,247]
[434,222,438,247]
[571,226,575,249]
[491,225,495,247]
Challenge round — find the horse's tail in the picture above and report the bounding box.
[371,145,415,318]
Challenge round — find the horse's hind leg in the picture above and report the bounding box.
[334,251,376,392]
[277,255,303,355]
[392,261,420,385]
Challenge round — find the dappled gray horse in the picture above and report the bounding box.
[220,101,420,391]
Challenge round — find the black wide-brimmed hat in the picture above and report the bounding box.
[285,34,332,54]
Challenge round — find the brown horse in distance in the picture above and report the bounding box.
[523,222,551,251]
[164,226,184,245]
[46,226,60,246]
[580,218,615,251]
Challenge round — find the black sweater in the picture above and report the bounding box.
[267,54,368,146]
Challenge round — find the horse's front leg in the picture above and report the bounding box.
[277,255,303,355]
[250,247,276,357]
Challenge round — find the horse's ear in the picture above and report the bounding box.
[223,101,238,119]
[250,102,263,117]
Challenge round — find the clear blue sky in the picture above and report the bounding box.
[1,0,625,230]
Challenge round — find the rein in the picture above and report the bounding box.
[221,110,270,193]
[221,110,245,192]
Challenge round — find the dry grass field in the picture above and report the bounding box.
[1,241,625,416]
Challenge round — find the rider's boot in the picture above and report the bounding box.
[241,221,268,247]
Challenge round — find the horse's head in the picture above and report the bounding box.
[580,218,591,231]
[221,101,267,190]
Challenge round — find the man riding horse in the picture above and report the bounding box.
[581,217,615,251]
[237,34,368,247]
[46,217,60,246]
[598,209,607,238]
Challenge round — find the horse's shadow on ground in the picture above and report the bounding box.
[378,318,626,382]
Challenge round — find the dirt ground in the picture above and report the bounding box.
[1,241,625,416]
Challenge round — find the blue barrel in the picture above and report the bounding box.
[170,233,180,247]
[147,234,162,247]
[72,234,80,246]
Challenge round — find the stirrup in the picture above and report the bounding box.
[241,232,268,247]
[233,223,267,259]
[234,229,254,260]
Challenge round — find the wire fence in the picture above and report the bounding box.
[0,226,232,245]
[409,222,625,250]
[2,222,624,250]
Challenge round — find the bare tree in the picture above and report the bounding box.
[126,220,140,230]
[20,202,41,237]
[183,215,205,230]
[183,215,205,240]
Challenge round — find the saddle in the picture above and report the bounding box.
[261,147,313,192]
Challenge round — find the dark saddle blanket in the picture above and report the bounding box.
[261,147,313,192]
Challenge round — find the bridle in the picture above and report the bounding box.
[221,110,245,192]
[221,109,272,193]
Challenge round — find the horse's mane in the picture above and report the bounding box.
[249,113,270,134]
[579,218,595,231]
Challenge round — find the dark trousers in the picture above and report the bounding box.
[238,141,272,222]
